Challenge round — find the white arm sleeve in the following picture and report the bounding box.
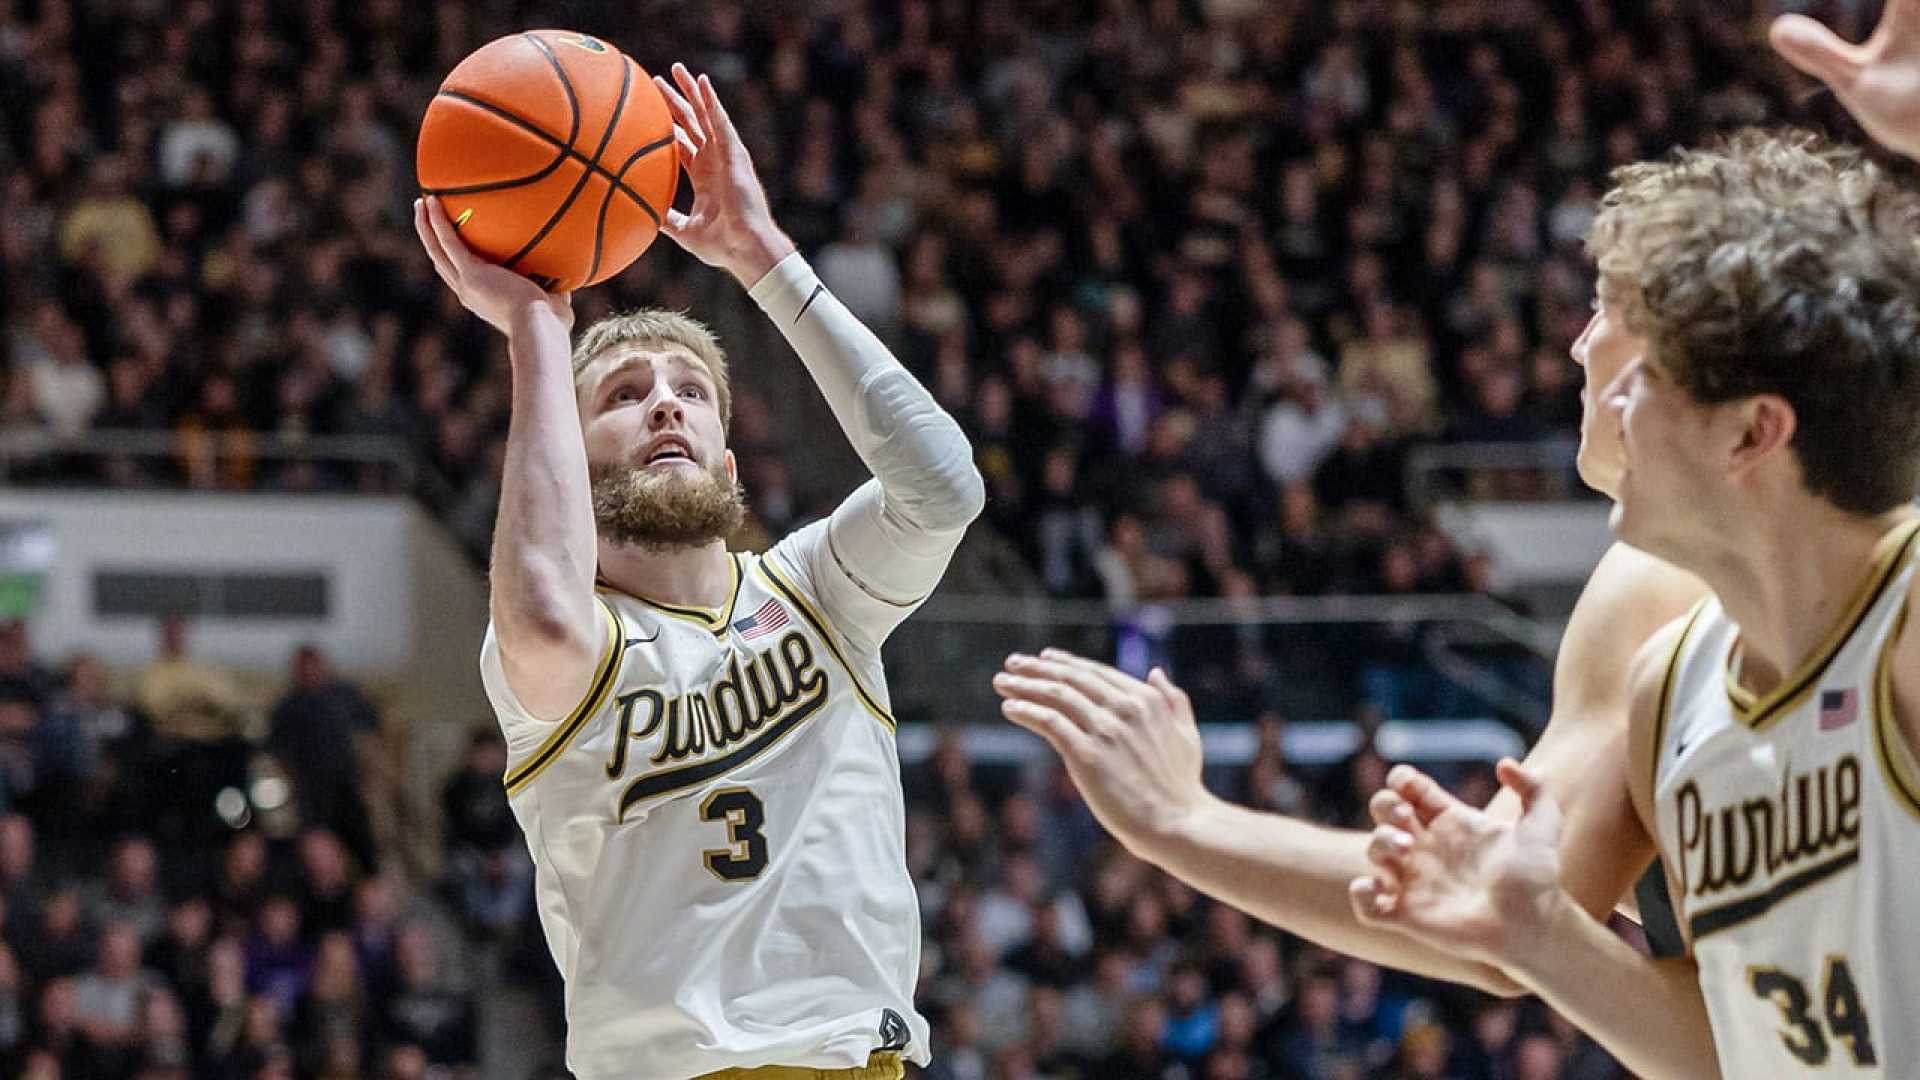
[748,253,985,612]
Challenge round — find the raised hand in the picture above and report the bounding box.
[1773,0,1920,162]
[652,63,796,285]
[414,196,573,336]
[1348,760,1571,971]
[992,650,1209,854]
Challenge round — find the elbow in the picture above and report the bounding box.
[948,457,987,527]
[915,454,985,533]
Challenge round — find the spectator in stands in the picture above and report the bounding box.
[266,644,381,871]
[71,921,155,1064]
[86,836,166,948]
[371,922,476,1072]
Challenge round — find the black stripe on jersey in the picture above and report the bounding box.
[1687,846,1859,941]
[504,598,628,795]
[756,557,896,732]
[617,687,826,815]
[1634,860,1687,958]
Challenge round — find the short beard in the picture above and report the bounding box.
[590,457,747,551]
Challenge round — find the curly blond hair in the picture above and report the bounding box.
[571,310,732,428]
[1588,127,1920,514]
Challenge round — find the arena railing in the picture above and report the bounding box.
[1404,438,1589,509]
[884,592,1559,735]
[0,428,424,488]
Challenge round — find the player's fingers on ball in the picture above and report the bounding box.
[656,80,704,147]
[414,203,460,289]
[423,197,477,272]
[670,64,710,135]
[697,73,737,142]
[671,127,701,170]
[657,72,706,145]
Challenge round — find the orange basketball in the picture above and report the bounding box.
[416,30,678,293]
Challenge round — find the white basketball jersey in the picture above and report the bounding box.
[479,521,930,1080]
[1653,517,1920,1078]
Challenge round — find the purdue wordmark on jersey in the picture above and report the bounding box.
[481,524,931,1080]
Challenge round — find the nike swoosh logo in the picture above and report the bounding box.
[625,631,659,647]
[794,283,825,324]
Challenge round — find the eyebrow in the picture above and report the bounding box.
[592,352,715,399]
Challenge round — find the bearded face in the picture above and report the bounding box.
[589,453,746,551]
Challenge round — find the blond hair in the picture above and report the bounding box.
[1587,127,1920,514]
[571,310,732,427]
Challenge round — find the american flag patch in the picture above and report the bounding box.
[1819,688,1858,731]
[733,598,790,642]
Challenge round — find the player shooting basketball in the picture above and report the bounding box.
[416,63,980,1080]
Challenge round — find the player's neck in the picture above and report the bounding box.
[596,538,735,610]
[1697,500,1916,697]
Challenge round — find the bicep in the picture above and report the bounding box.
[1487,714,1655,923]
[482,597,617,726]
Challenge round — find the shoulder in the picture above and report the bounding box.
[1552,543,1709,722]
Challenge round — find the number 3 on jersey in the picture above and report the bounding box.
[700,787,769,881]
[1748,956,1877,1067]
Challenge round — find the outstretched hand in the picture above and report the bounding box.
[652,63,795,286]
[1348,759,1571,973]
[992,650,1211,856]
[413,196,573,336]
[1773,0,1920,162]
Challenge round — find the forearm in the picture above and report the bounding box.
[1145,796,1521,994]
[747,253,984,543]
[490,304,597,637]
[1510,899,1719,1080]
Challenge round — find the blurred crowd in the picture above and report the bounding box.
[0,608,1632,1080]
[0,615,487,1079]
[2,0,1868,609]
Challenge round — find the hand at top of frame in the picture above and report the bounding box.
[1774,0,1920,162]
[652,63,796,288]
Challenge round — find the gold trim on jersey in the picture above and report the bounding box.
[1653,600,1709,789]
[599,552,745,637]
[1871,594,1920,821]
[754,556,897,733]
[1723,517,1920,731]
[504,596,628,796]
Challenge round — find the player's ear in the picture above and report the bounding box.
[725,449,737,484]
[1727,393,1796,476]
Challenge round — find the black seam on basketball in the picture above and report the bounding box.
[586,133,671,283]
[521,32,581,150]
[427,91,665,213]
[507,53,631,278]
[583,60,634,282]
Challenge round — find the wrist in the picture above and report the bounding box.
[1504,887,1589,989]
[1131,788,1226,861]
[724,224,798,288]
[506,300,570,340]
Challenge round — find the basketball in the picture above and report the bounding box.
[416,30,678,293]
